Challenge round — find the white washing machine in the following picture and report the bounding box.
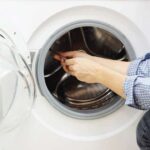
[0,1,150,150]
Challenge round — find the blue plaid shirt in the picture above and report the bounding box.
[124,53,150,110]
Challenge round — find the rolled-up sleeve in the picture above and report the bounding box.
[124,76,150,109]
[124,53,150,110]
[127,53,150,76]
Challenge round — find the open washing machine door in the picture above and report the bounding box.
[0,24,36,133]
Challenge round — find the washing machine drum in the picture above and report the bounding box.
[53,74,114,110]
[44,26,127,116]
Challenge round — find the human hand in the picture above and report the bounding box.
[54,50,93,61]
[54,51,101,83]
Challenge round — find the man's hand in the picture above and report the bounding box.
[54,50,93,61]
[64,57,102,83]
[54,51,101,83]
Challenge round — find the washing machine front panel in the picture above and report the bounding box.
[30,6,148,120]
[0,2,148,150]
[0,24,36,133]
[27,5,147,143]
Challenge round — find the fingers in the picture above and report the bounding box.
[53,51,85,77]
[64,58,76,65]
[53,54,67,62]
[60,58,77,75]
[57,57,77,67]
[62,65,69,73]
[62,63,76,76]
[68,65,76,72]
[53,50,87,62]
[59,51,78,58]
[59,50,86,58]
[53,54,61,61]
[53,52,77,61]
[53,53,77,73]
[60,59,69,73]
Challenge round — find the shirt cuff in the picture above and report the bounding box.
[127,53,150,76]
[123,75,140,109]
[127,58,143,76]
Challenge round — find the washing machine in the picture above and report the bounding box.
[0,1,150,150]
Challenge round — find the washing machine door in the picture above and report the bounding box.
[0,27,36,133]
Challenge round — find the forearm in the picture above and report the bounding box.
[96,65,126,99]
[95,54,150,110]
[93,56,130,75]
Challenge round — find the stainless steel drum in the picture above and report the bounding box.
[53,73,115,110]
[44,26,128,111]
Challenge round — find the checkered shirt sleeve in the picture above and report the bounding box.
[124,53,150,110]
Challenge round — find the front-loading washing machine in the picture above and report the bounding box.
[0,1,150,150]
